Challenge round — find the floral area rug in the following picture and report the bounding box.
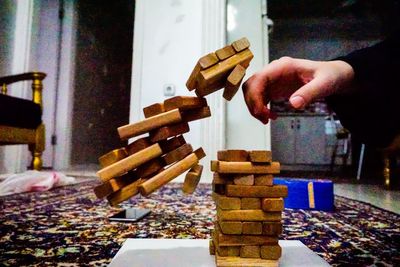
[0,181,399,267]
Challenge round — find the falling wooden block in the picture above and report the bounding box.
[186,63,201,90]
[186,53,220,90]
[242,222,263,235]
[143,103,165,118]
[94,172,139,199]
[97,143,162,182]
[212,192,241,210]
[211,161,280,174]
[136,158,165,178]
[212,172,233,185]
[138,152,199,196]
[214,225,278,246]
[213,184,226,195]
[261,198,284,212]
[193,147,206,160]
[149,122,190,142]
[217,209,281,222]
[226,185,288,198]
[260,245,282,260]
[197,49,253,90]
[223,64,246,101]
[182,164,204,194]
[194,78,226,97]
[118,109,182,140]
[262,222,283,236]
[217,150,249,162]
[231,37,250,52]
[215,253,278,267]
[125,137,152,155]
[158,135,186,153]
[233,174,254,185]
[163,143,193,165]
[209,240,216,255]
[249,151,272,163]
[241,198,261,210]
[215,45,236,60]
[181,106,211,122]
[98,148,128,168]
[199,52,219,69]
[254,174,274,186]
[241,246,261,258]
[219,221,242,235]
[106,178,145,206]
[164,96,207,111]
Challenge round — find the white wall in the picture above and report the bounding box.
[226,0,271,150]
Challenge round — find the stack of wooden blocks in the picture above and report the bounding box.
[209,150,288,267]
[94,95,211,206]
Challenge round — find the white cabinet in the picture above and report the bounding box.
[271,116,328,165]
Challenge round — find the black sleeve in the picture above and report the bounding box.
[326,30,400,148]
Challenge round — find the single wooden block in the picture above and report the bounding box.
[138,152,199,196]
[211,160,219,172]
[93,181,114,199]
[262,222,283,236]
[209,240,216,255]
[215,253,278,267]
[194,77,226,97]
[241,246,261,258]
[212,192,241,210]
[226,185,288,198]
[193,147,206,160]
[158,135,186,153]
[215,45,236,60]
[97,143,162,182]
[118,109,182,140]
[254,174,274,186]
[215,225,278,246]
[241,198,261,210]
[149,122,190,142]
[217,209,281,222]
[262,198,284,212]
[260,245,282,260]
[219,221,242,235]
[108,172,139,191]
[233,174,254,185]
[212,172,233,185]
[213,184,226,195]
[223,64,246,101]
[125,136,152,155]
[163,143,193,165]
[98,148,127,168]
[182,164,203,194]
[106,178,145,206]
[218,246,241,257]
[212,161,280,174]
[136,158,165,178]
[181,106,211,122]
[217,150,249,162]
[231,37,250,52]
[164,96,207,111]
[186,63,201,90]
[242,222,262,235]
[143,103,165,118]
[249,151,272,163]
[198,49,253,90]
[198,52,219,69]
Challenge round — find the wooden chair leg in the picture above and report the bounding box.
[29,124,45,170]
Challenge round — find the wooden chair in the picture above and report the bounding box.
[0,72,46,170]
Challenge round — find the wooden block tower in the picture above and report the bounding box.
[209,150,287,267]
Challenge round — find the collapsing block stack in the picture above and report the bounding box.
[93,96,210,206]
[209,150,288,267]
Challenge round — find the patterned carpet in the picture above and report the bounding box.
[0,180,399,267]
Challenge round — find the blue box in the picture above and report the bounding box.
[273,178,334,211]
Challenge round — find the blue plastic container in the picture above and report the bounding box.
[273,178,334,211]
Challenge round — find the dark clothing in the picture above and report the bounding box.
[326,30,400,147]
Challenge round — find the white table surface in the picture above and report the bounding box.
[109,239,330,267]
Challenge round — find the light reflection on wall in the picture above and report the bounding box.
[227,3,237,32]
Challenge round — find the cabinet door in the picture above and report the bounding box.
[271,117,296,164]
[295,117,327,164]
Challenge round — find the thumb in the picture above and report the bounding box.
[289,77,326,109]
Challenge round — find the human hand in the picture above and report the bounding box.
[242,57,355,124]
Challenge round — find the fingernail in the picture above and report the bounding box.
[290,96,305,109]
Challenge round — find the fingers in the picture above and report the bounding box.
[242,77,271,124]
[289,75,328,109]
